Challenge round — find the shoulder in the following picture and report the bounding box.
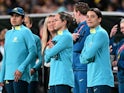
[21,25,31,33]
[21,26,33,36]
[64,29,72,37]
[33,34,41,41]
[5,29,12,36]
[97,26,108,36]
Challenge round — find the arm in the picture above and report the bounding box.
[110,24,118,38]
[45,34,72,62]
[118,60,124,70]
[17,30,37,73]
[117,50,124,69]
[80,31,107,64]
[33,38,42,70]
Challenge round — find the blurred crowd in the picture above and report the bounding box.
[0,0,124,15]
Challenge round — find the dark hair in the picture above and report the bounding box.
[58,12,73,29]
[0,52,2,62]
[74,2,89,15]
[89,8,102,18]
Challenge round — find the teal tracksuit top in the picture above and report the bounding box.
[29,34,42,82]
[80,25,114,87]
[0,25,36,83]
[45,29,74,87]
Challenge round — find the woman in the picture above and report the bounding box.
[42,15,56,93]
[80,8,114,93]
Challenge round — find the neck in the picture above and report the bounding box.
[58,26,67,31]
[79,15,86,23]
[50,32,56,39]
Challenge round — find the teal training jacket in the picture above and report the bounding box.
[45,29,74,87]
[80,25,114,87]
[0,25,36,83]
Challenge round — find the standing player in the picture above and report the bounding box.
[0,7,36,93]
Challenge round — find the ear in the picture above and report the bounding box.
[98,17,102,23]
[63,20,67,25]
[77,11,81,16]
[30,23,32,28]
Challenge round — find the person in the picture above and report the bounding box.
[0,7,36,93]
[44,12,74,93]
[110,19,124,93]
[0,26,7,70]
[42,15,56,93]
[38,19,45,39]
[72,2,90,93]
[80,8,114,93]
[24,15,42,93]
[0,26,7,93]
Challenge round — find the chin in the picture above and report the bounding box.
[88,25,93,28]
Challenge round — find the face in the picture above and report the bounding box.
[54,14,65,31]
[120,22,124,34]
[24,16,32,29]
[47,16,55,32]
[86,11,101,28]
[10,13,24,26]
[73,9,80,24]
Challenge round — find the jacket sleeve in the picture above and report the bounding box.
[45,34,72,62]
[33,38,42,70]
[80,31,107,64]
[17,30,37,73]
[118,51,124,69]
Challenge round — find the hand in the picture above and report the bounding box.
[112,61,117,66]
[30,68,36,75]
[110,25,118,38]
[14,70,22,82]
[44,62,50,67]
[0,83,4,86]
[72,33,80,41]
[109,45,113,53]
[48,41,54,48]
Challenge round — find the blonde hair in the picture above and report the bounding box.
[42,15,55,55]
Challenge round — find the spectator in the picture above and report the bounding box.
[38,19,45,39]
[80,8,114,93]
[110,19,124,93]
[42,15,56,93]
[0,7,36,93]
[72,2,90,93]
[0,26,7,93]
[106,2,118,11]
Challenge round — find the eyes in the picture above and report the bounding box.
[86,15,98,19]
[54,19,61,22]
[86,11,98,19]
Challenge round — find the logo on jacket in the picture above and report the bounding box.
[12,37,18,42]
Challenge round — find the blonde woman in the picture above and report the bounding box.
[42,15,56,93]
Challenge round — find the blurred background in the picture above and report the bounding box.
[0,0,124,93]
[0,0,124,14]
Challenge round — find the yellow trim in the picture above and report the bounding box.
[12,26,21,30]
[57,30,63,35]
[90,28,96,34]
